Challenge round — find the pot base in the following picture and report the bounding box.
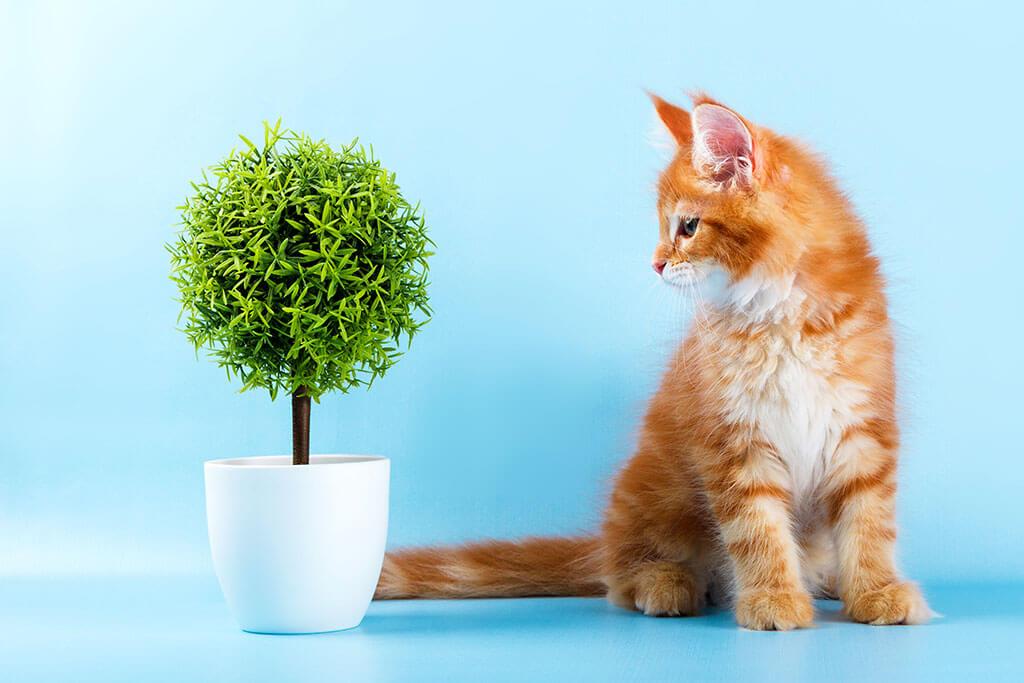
[242,622,360,636]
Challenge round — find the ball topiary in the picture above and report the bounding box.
[169,120,432,464]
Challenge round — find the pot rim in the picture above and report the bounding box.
[205,454,388,469]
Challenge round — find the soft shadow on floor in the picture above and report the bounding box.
[356,597,615,636]
[358,597,742,636]
[352,586,1024,637]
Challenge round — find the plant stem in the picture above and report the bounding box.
[292,387,310,465]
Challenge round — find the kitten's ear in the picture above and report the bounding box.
[691,104,755,187]
[648,92,692,146]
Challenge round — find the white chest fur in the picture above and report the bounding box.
[702,310,866,507]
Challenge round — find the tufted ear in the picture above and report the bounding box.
[691,104,754,187]
[648,92,692,146]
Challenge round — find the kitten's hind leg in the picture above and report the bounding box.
[607,561,707,617]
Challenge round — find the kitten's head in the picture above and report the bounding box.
[648,93,821,299]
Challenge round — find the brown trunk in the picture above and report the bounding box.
[292,388,310,465]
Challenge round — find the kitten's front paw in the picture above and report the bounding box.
[844,581,932,625]
[734,588,814,631]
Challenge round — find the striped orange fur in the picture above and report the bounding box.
[375,92,931,630]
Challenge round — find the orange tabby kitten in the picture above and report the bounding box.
[375,93,932,630]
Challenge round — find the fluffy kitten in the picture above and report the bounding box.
[375,93,931,630]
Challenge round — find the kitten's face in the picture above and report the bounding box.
[653,192,743,290]
[649,95,795,293]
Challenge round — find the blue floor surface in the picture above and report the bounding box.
[2,578,1020,681]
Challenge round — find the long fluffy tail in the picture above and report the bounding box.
[374,535,606,599]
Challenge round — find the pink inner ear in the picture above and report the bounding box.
[691,104,754,185]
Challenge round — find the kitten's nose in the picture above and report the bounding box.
[652,259,667,275]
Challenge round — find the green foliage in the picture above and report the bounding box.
[169,120,432,401]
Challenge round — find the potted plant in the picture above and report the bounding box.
[169,121,432,634]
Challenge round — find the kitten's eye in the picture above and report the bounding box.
[679,217,699,239]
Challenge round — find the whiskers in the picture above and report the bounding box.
[644,272,699,339]
[638,264,731,394]
[639,271,704,378]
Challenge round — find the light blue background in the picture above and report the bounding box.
[2,0,1021,603]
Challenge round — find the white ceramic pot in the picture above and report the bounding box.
[204,454,389,634]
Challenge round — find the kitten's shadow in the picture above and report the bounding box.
[357,598,758,635]
[354,592,989,637]
[357,597,615,636]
